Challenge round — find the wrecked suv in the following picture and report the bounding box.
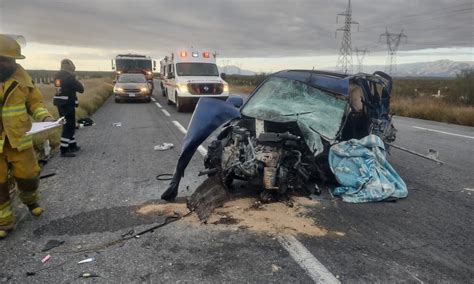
[161,70,397,204]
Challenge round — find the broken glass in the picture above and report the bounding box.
[242,77,348,141]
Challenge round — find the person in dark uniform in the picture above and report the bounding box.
[53,59,84,157]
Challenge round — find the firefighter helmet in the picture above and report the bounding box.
[0,34,25,59]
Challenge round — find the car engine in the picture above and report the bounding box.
[205,125,315,201]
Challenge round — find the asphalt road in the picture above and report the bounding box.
[0,84,472,283]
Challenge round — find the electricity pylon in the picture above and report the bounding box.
[354,48,369,73]
[336,0,359,74]
[380,29,408,75]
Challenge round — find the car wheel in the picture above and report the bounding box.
[145,96,152,103]
[115,97,121,103]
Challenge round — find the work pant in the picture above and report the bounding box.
[58,105,77,153]
[0,141,41,229]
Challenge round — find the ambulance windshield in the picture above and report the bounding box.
[176,63,219,77]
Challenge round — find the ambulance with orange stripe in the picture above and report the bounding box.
[161,48,229,112]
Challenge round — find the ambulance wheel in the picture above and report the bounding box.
[176,95,186,112]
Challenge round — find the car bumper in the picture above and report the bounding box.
[115,93,151,101]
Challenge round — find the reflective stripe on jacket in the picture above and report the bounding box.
[0,65,52,153]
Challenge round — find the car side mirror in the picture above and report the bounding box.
[226,95,243,108]
[220,73,227,80]
[168,72,174,79]
[112,80,116,84]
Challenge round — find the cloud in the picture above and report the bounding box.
[1,0,472,59]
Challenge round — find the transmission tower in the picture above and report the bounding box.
[354,48,369,73]
[379,29,408,75]
[335,0,359,74]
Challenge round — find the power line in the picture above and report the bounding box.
[335,0,359,74]
[360,8,473,33]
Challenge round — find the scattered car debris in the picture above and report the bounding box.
[77,257,95,264]
[112,122,122,127]
[154,143,174,151]
[78,118,95,127]
[41,255,51,264]
[79,273,100,278]
[41,240,65,252]
[272,264,282,273]
[39,173,56,180]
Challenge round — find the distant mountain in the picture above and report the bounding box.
[218,65,256,76]
[358,60,474,77]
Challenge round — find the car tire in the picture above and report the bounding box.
[115,97,121,103]
[145,96,152,103]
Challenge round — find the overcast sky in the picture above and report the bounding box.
[0,0,472,71]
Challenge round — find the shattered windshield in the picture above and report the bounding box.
[242,77,348,140]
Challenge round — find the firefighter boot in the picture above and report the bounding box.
[15,176,42,217]
[0,201,14,239]
[27,202,43,216]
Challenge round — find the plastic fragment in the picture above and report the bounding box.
[41,254,51,263]
[154,143,174,151]
[78,257,95,264]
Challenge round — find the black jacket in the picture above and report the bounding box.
[53,70,84,107]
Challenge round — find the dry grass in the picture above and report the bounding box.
[33,78,113,154]
[391,96,474,126]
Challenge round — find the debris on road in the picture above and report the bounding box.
[41,240,65,252]
[78,118,95,127]
[137,196,329,236]
[79,273,100,278]
[154,143,174,151]
[78,257,95,264]
[112,122,122,127]
[41,254,51,264]
[39,173,56,180]
[272,264,282,273]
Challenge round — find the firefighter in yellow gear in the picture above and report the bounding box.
[0,34,54,239]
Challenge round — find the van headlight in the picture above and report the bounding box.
[177,83,188,93]
[140,87,148,93]
[223,84,229,92]
[114,87,124,93]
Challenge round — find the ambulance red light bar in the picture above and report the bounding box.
[180,51,187,57]
[203,52,210,58]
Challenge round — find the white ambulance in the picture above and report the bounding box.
[161,48,229,112]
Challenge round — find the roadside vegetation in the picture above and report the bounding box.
[32,78,113,155]
[228,69,474,126]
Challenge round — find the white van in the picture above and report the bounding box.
[161,48,229,112]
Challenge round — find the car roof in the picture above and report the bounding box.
[272,70,351,96]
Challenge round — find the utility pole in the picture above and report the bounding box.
[379,29,407,75]
[335,0,359,74]
[354,48,369,73]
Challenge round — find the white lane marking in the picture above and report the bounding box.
[155,102,162,108]
[464,188,474,192]
[151,97,156,102]
[171,121,208,157]
[172,120,187,135]
[161,109,170,117]
[197,145,208,156]
[412,126,474,140]
[277,235,340,284]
